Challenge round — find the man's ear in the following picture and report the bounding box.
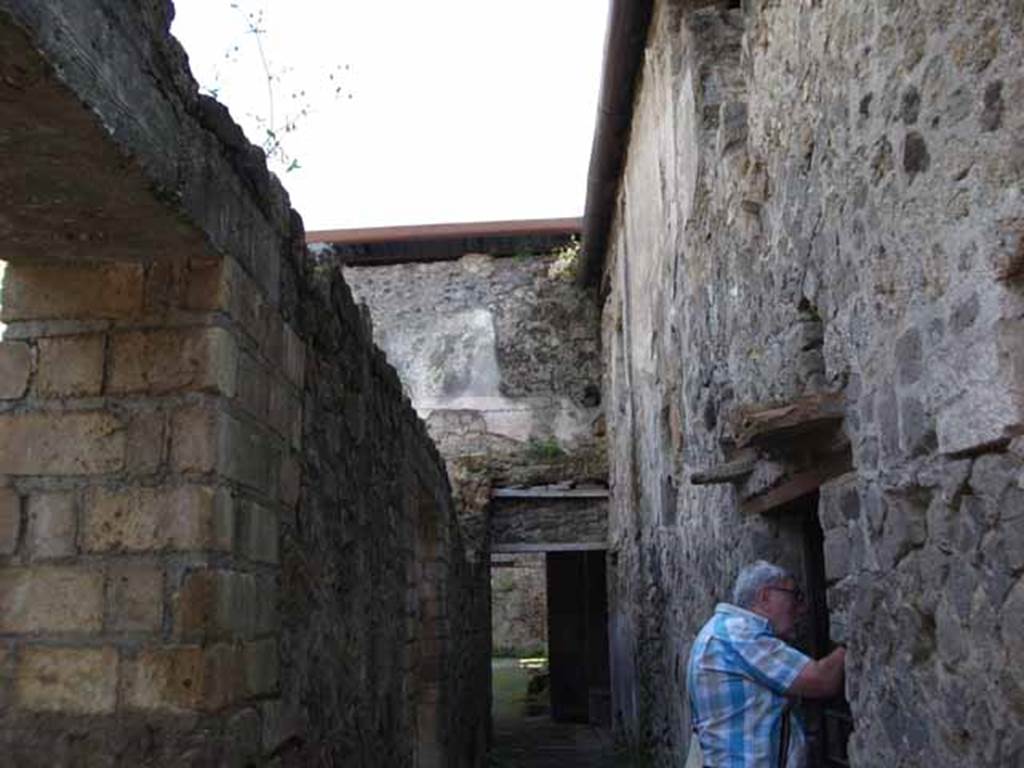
[752,585,769,607]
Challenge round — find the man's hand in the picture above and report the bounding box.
[787,646,846,699]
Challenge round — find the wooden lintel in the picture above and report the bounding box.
[490,542,607,553]
[490,488,609,500]
[691,450,758,485]
[740,453,853,515]
[733,392,845,448]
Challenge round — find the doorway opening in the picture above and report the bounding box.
[488,547,611,725]
[490,552,549,725]
[773,492,853,768]
[546,550,611,724]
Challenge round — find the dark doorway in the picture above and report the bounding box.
[545,550,611,724]
[778,492,853,768]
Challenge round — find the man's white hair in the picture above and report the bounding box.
[732,560,795,608]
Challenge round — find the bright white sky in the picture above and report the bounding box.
[171,1,609,231]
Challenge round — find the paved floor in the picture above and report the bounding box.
[489,659,635,768]
[490,714,624,767]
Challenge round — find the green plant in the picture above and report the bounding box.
[526,437,565,460]
[547,236,581,280]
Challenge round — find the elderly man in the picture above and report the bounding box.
[686,560,846,768]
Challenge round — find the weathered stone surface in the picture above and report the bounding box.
[170,404,222,474]
[280,323,306,389]
[823,527,850,583]
[236,351,271,420]
[1003,576,1024,690]
[490,498,608,550]
[26,492,76,560]
[108,326,238,396]
[224,707,261,764]
[0,567,103,632]
[0,487,20,556]
[0,341,31,399]
[122,645,211,712]
[1,263,144,321]
[106,564,164,633]
[0,411,124,475]
[83,485,232,553]
[266,379,301,447]
[169,405,277,495]
[35,335,104,397]
[16,647,117,713]
[240,501,278,564]
[124,408,169,476]
[491,553,547,656]
[173,569,264,639]
[243,638,279,697]
[220,415,278,494]
[595,1,1024,764]
[343,253,604,457]
[278,452,301,508]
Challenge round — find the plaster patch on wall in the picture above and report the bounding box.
[389,308,503,401]
[344,254,604,454]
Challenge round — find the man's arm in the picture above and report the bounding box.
[786,646,846,699]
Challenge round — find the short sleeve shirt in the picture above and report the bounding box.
[687,603,812,768]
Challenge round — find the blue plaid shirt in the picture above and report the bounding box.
[687,603,811,767]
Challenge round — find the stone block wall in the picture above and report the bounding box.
[0,251,304,764]
[0,1,487,765]
[599,0,1024,765]
[276,247,489,766]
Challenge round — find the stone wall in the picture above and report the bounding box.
[276,252,488,766]
[341,253,607,551]
[490,497,608,552]
[341,254,604,471]
[599,0,1024,765]
[491,553,547,657]
[0,2,485,765]
[340,252,607,706]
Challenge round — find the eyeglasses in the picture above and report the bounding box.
[766,586,805,605]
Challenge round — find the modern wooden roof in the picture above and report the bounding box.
[306,217,581,266]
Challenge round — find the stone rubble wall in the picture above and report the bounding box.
[490,498,608,551]
[341,254,604,459]
[342,254,607,554]
[0,1,485,765]
[490,553,547,657]
[277,248,488,767]
[601,0,1024,765]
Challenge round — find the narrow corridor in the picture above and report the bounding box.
[488,659,633,768]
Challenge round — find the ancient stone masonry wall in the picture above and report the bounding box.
[340,254,605,477]
[0,2,485,766]
[601,0,1024,765]
[491,553,547,657]
[340,253,607,554]
[276,249,488,767]
[490,498,608,552]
